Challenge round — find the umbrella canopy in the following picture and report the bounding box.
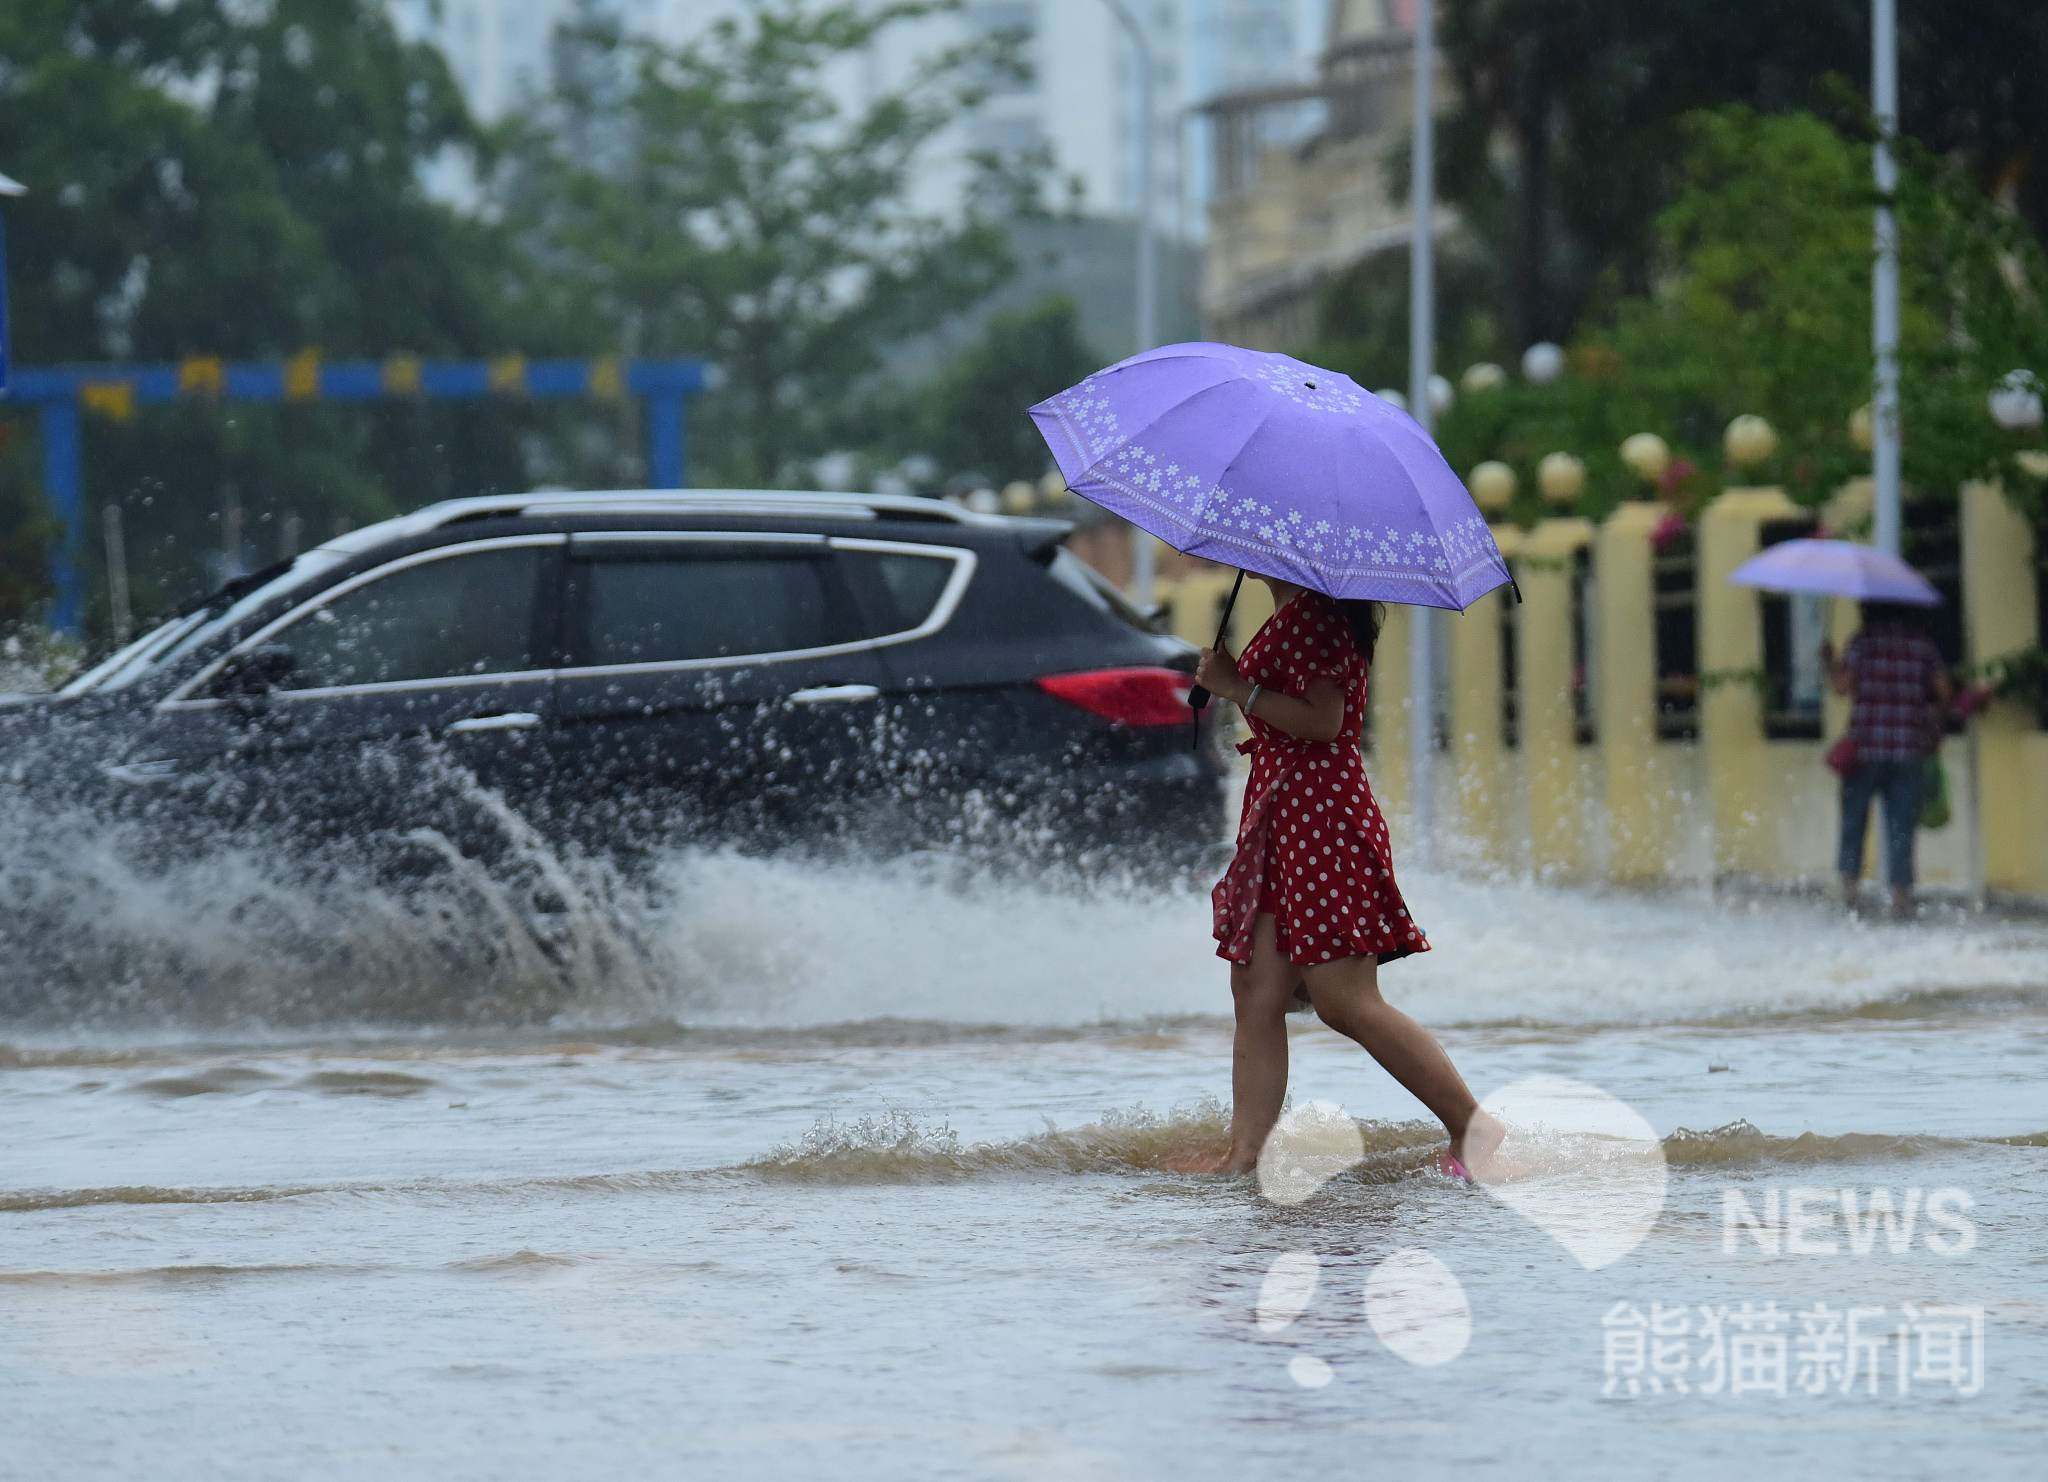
[1028,342,1511,612]
[1729,538,1941,606]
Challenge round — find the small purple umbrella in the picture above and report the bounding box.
[1729,538,1942,606]
[1030,343,1512,614]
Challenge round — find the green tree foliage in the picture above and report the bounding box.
[496,0,1044,485]
[0,0,539,631]
[1302,246,1499,396]
[1431,0,2048,360]
[1422,108,2048,522]
[1598,108,1932,495]
[918,295,1101,486]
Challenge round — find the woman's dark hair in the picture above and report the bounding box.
[1337,599,1385,664]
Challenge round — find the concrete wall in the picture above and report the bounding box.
[1960,481,2048,901]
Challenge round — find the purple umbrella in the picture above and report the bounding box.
[1729,538,1941,606]
[1029,342,1513,613]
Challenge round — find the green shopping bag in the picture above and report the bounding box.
[1919,755,1951,830]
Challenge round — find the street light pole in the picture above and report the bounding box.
[1100,0,1158,606]
[1872,0,1902,556]
[1407,0,1438,848]
[0,169,22,397]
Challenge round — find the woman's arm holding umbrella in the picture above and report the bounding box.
[1195,645,1347,745]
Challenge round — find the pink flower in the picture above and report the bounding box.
[1649,509,1689,551]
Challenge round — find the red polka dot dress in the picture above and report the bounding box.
[1211,590,1430,969]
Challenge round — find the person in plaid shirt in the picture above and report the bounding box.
[1823,602,1953,918]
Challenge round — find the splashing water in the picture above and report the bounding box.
[5,756,2048,1042]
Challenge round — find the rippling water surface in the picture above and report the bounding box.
[5,837,2048,1480]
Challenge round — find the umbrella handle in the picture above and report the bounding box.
[1187,569,1246,713]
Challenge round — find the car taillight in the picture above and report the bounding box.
[1036,667,1194,727]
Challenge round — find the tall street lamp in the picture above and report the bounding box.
[0,170,23,396]
[1871,0,1902,556]
[1407,0,1439,847]
[1099,0,1158,606]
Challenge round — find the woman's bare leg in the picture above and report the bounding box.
[1220,913,1300,1173]
[1302,955,1506,1177]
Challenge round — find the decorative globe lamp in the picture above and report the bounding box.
[1427,374,1454,417]
[1723,414,1778,472]
[1468,461,1517,516]
[1619,432,1670,485]
[1373,387,1409,412]
[1521,342,1565,385]
[1990,370,2044,433]
[1537,452,1586,507]
[1461,362,1507,394]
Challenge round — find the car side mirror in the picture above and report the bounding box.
[215,643,296,698]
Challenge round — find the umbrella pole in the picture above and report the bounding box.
[1186,570,1246,748]
[1187,569,1245,716]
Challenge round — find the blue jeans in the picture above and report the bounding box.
[1838,759,1925,888]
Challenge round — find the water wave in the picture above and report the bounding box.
[5,1112,2039,1215]
[446,1250,584,1273]
[743,1110,2048,1185]
[122,1066,433,1096]
[0,1181,340,1213]
[1659,1119,1985,1168]
[0,1261,373,1285]
[0,1251,596,1285]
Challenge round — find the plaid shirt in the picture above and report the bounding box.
[1845,628,1945,762]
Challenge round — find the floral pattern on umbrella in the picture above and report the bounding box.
[1030,342,1511,611]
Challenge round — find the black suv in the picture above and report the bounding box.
[4,491,1230,880]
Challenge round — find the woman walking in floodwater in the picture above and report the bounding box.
[1185,575,1507,1181]
[1824,600,1952,919]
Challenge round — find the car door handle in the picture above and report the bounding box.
[445,711,543,735]
[789,684,881,706]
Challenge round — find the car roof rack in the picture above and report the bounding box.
[314,488,1012,556]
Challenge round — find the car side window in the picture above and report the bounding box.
[578,555,852,665]
[260,547,544,692]
[832,550,956,636]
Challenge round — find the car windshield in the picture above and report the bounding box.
[59,553,342,695]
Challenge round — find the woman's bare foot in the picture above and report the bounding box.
[1451,1109,1513,1184]
[1162,1146,1257,1175]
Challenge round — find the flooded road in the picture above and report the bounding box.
[5,851,2048,1479]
